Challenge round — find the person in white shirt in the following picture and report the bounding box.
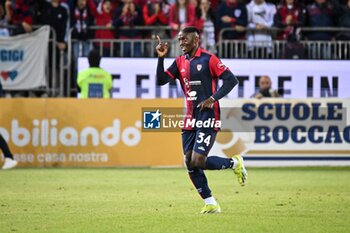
[246,0,276,57]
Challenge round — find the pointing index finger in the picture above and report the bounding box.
[156,35,162,44]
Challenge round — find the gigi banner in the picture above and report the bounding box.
[0,98,349,167]
[0,26,49,90]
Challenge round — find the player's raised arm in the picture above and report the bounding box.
[156,36,172,86]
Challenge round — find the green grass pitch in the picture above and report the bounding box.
[0,167,349,233]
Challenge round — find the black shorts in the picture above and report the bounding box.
[182,129,217,156]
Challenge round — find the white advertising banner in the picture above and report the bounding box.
[212,98,350,166]
[0,26,49,90]
[78,58,350,99]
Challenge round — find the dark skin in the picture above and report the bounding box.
[156,31,216,168]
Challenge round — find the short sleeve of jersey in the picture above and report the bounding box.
[209,55,229,79]
[165,60,179,80]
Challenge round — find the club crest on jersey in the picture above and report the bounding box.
[186,90,197,101]
[196,64,202,71]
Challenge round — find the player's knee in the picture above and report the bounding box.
[191,156,206,169]
[184,151,192,168]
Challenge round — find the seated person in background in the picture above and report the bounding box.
[274,0,306,40]
[77,50,112,98]
[251,75,281,98]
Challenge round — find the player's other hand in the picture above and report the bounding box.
[197,97,216,111]
[156,35,168,58]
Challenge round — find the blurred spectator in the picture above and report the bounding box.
[196,0,216,53]
[216,0,248,40]
[0,3,10,36]
[169,0,195,38]
[143,0,169,27]
[331,0,350,40]
[247,0,276,58]
[134,0,149,9]
[77,50,112,98]
[0,80,3,97]
[251,75,281,98]
[305,0,337,59]
[210,0,219,10]
[274,0,306,40]
[71,0,93,58]
[113,0,144,57]
[37,0,68,97]
[88,0,115,57]
[0,3,10,95]
[142,0,169,38]
[89,0,119,13]
[282,26,306,58]
[5,0,33,35]
[305,0,336,40]
[38,0,68,51]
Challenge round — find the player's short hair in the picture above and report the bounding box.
[181,27,200,36]
[88,50,101,67]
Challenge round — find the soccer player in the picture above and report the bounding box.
[0,134,17,170]
[155,26,247,214]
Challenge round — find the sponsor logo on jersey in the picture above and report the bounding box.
[197,64,202,71]
[198,146,206,152]
[189,80,201,86]
[186,90,197,101]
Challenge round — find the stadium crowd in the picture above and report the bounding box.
[0,0,349,57]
